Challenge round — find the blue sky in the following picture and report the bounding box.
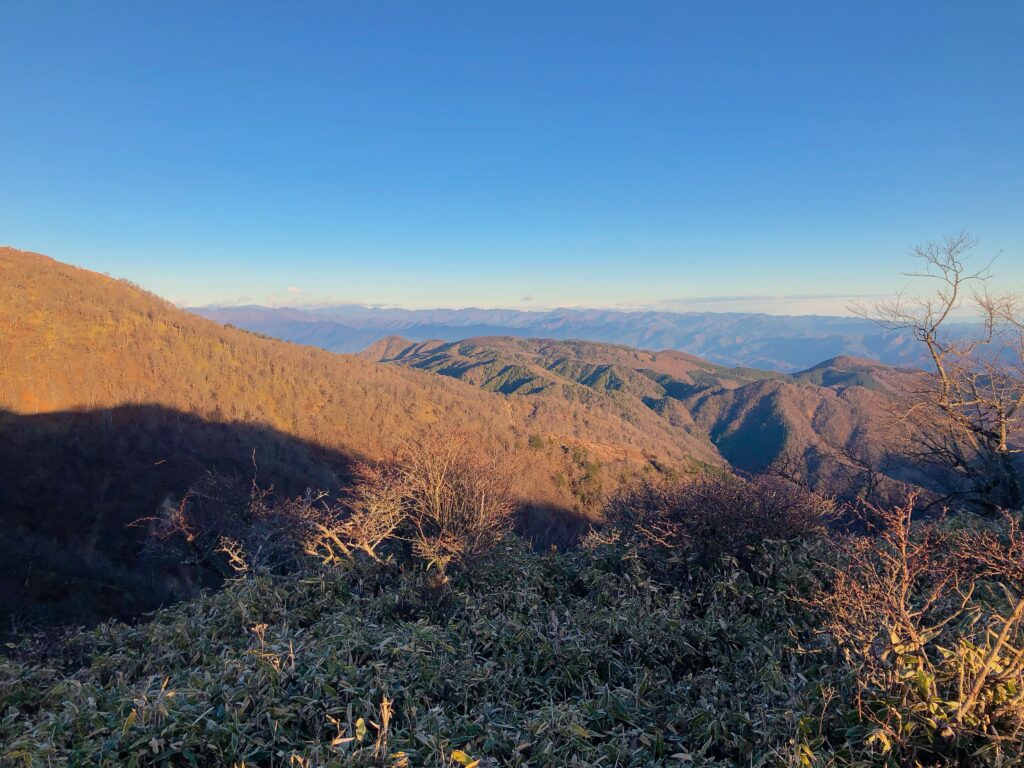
[1,2,1021,313]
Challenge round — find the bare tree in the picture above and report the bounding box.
[768,431,904,507]
[855,233,1024,512]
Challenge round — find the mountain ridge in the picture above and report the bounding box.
[360,334,918,493]
[0,246,927,628]
[192,303,929,372]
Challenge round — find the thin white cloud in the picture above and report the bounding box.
[615,293,891,316]
[287,286,302,294]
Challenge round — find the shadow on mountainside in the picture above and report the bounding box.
[0,405,591,636]
[0,405,359,635]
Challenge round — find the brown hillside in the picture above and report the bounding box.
[359,335,728,462]
[362,334,918,496]
[682,375,911,491]
[0,247,707,627]
[0,248,705,474]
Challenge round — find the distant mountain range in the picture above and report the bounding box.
[190,304,927,372]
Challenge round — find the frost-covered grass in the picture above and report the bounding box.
[2,534,1022,767]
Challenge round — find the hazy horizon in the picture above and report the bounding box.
[3,6,1024,763]
[183,290,892,317]
[1,240,990,318]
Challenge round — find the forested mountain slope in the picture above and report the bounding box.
[0,248,703,626]
[0,247,922,628]
[363,336,917,494]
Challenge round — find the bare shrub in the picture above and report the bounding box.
[141,467,289,577]
[607,472,832,566]
[392,428,517,574]
[143,468,383,577]
[144,429,515,579]
[814,497,1024,759]
[302,463,404,565]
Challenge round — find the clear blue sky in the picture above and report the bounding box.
[1,2,1021,312]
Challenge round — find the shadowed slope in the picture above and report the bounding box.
[0,405,358,630]
[0,247,726,627]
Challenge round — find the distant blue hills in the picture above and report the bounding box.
[189,304,932,373]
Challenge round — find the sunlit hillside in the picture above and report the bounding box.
[362,335,919,494]
[3,4,1021,764]
[2,248,725,466]
[0,248,711,627]
[0,247,938,628]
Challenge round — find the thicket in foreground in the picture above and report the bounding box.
[5,508,1024,767]
[812,496,1024,760]
[149,428,517,582]
[604,472,833,567]
[0,536,834,767]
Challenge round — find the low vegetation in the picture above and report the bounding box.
[813,500,1024,762]
[4,463,1023,766]
[605,473,833,567]
[3,537,816,767]
[149,428,517,583]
